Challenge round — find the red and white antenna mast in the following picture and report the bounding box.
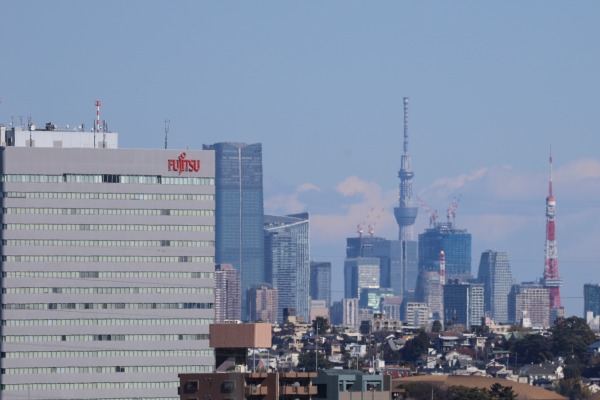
[439,251,446,285]
[95,100,101,148]
[543,145,562,320]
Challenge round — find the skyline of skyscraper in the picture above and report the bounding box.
[443,280,484,328]
[204,142,265,321]
[477,250,513,324]
[508,282,550,328]
[264,213,310,322]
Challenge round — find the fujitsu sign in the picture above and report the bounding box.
[168,152,201,174]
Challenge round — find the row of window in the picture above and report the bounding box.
[1,381,178,391]
[4,191,214,201]
[2,349,212,359]
[3,271,214,279]
[3,302,214,311]
[4,207,214,216]
[3,223,214,232]
[2,318,213,327]
[2,239,213,248]
[3,255,213,263]
[2,287,214,295]
[2,174,215,186]
[2,364,211,375]
[2,333,210,342]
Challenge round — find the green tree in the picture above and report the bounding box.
[551,317,596,361]
[431,320,443,333]
[488,383,518,399]
[401,331,430,363]
[312,316,330,334]
[296,350,331,372]
[447,385,490,400]
[510,333,553,364]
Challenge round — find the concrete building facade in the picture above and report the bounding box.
[0,128,215,399]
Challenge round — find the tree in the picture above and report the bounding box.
[510,333,553,364]
[431,320,443,333]
[551,317,596,362]
[488,383,518,399]
[312,316,330,335]
[401,331,430,363]
[296,350,331,372]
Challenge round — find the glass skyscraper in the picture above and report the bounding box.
[443,280,484,328]
[418,222,472,276]
[346,236,402,295]
[477,250,513,324]
[584,283,600,317]
[310,261,332,307]
[203,142,265,321]
[264,213,310,323]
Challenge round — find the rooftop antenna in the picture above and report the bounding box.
[95,100,101,148]
[27,116,32,147]
[164,119,170,149]
[102,120,107,148]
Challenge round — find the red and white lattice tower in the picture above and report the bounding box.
[439,251,446,285]
[543,147,562,317]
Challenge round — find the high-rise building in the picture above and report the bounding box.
[443,280,484,328]
[264,213,310,322]
[541,149,563,323]
[414,270,443,321]
[344,257,380,299]
[508,282,550,328]
[477,250,513,323]
[346,236,401,294]
[393,98,419,297]
[203,142,264,321]
[215,264,241,323]
[0,125,215,399]
[418,222,472,277]
[584,283,600,317]
[403,302,429,329]
[310,261,332,306]
[246,284,278,324]
[358,287,395,314]
[343,298,359,329]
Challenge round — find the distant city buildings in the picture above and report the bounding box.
[310,261,332,306]
[584,283,600,317]
[264,213,310,323]
[443,280,484,328]
[215,264,241,323]
[343,298,359,329]
[477,250,513,324]
[508,282,550,328]
[403,302,429,329]
[246,284,278,324]
[418,222,472,277]
[346,236,402,295]
[204,142,265,321]
[344,257,380,299]
[414,270,443,322]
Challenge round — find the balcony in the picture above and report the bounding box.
[245,385,268,396]
[279,385,318,395]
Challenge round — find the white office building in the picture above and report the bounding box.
[0,125,215,399]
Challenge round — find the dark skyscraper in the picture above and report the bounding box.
[477,250,513,323]
[203,142,265,320]
[345,236,401,294]
[310,261,332,307]
[584,283,600,318]
[393,98,419,296]
[443,280,484,328]
[418,222,472,277]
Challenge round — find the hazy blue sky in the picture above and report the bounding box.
[3,2,600,316]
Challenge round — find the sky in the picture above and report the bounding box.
[2,1,600,317]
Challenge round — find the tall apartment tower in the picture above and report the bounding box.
[443,280,484,328]
[0,126,215,399]
[203,142,265,321]
[584,283,600,318]
[393,98,419,296]
[214,264,241,323]
[508,282,550,328]
[344,257,381,299]
[542,149,563,323]
[418,222,472,277]
[264,213,310,323]
[414,270,443,321]
[477,250,513,323]
[310,261,332,307]
[246,284,278,324]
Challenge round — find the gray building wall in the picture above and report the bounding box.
[0,146,215,400]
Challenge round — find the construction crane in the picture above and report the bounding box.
[446,194,462,226]
[367,207,386,237]
[416,196,439,227]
